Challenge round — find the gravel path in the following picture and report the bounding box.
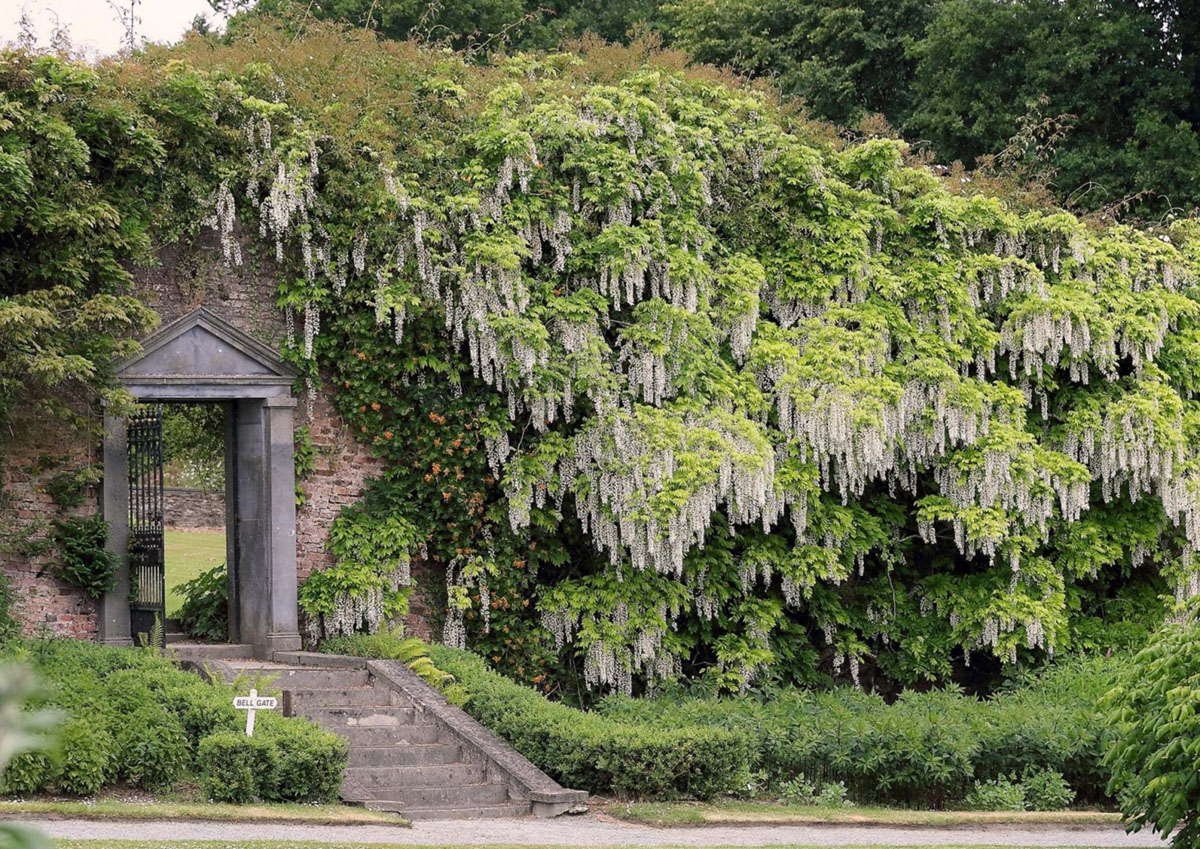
[14,814,1170,846]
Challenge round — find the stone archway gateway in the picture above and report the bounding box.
[99,307,302,658]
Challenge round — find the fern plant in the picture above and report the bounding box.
[318,628,464,701]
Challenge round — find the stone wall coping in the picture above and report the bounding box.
[273,650,588,812]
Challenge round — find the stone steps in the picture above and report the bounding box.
[348,744,464,768]
[298,706,421,726]
[212,657,526,819]
[353,782,513,807]
[367,801,534,821]
[172,642,256,661]
[288,686,404,708]
[344,762,489,790]
[204,653,585,820]
[334,723,445,747]
[225,664,369,689]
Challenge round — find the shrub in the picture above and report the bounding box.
[158,677,238,749]
[860,689,978,806]
[258,716,348,803]
[177,563,228,643]
[1103,601,1200,848]
[56,720,113,796]
[978,657,1118,799]
[965,776,1027,811]
[428,645,748,799]
[198,719,346,804]
[779,775,852,807]
[597,656,1121,806]
[1021,767,1075,812]
[0,638,348,801]
[1,750,53,796]
[197,731,279,803]
[113,706,189,791]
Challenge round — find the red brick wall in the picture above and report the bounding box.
[0,413,101,639]
[0,233,437,641]
[295,391,384,582]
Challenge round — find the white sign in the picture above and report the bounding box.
[232,688,277,737]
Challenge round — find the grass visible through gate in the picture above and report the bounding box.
[165,528,225,617]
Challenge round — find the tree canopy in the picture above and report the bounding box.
[223,0,1200,216]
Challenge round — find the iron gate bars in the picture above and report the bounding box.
[128,405,165,646]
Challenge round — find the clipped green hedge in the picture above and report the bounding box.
[598,656,1123,806]
[198,732,279,803]
[1,639,345,802]
[428,645,748,799]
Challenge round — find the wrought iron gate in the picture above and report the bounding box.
[128,405,165,645]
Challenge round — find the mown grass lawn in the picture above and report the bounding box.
[165,529,225,616]
[52,844,1115,849]
[608,800,1123,827]
[0,799,401,826]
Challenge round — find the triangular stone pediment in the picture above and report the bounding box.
[119,307,298,385]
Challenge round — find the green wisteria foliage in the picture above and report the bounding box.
[17,23,1200,693]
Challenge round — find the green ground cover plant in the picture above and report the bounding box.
[0,640,346,803]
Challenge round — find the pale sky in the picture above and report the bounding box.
[2,0,223,58]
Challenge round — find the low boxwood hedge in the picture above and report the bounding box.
[598,655,1124,806]
[1,639,346,802]
[426,645,748,799]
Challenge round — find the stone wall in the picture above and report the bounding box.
[164,488,225,529]
[0,231,439,641]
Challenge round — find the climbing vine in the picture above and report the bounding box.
[10,21,1200,694]
[191,25,1200,693]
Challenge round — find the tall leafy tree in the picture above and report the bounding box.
[907,0,1200,214]
[0,53,182,439]
[216,0,1200,212]
[667,0,935,126]
[217,0,665,49]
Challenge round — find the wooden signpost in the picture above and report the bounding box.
[233,688,278,737]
